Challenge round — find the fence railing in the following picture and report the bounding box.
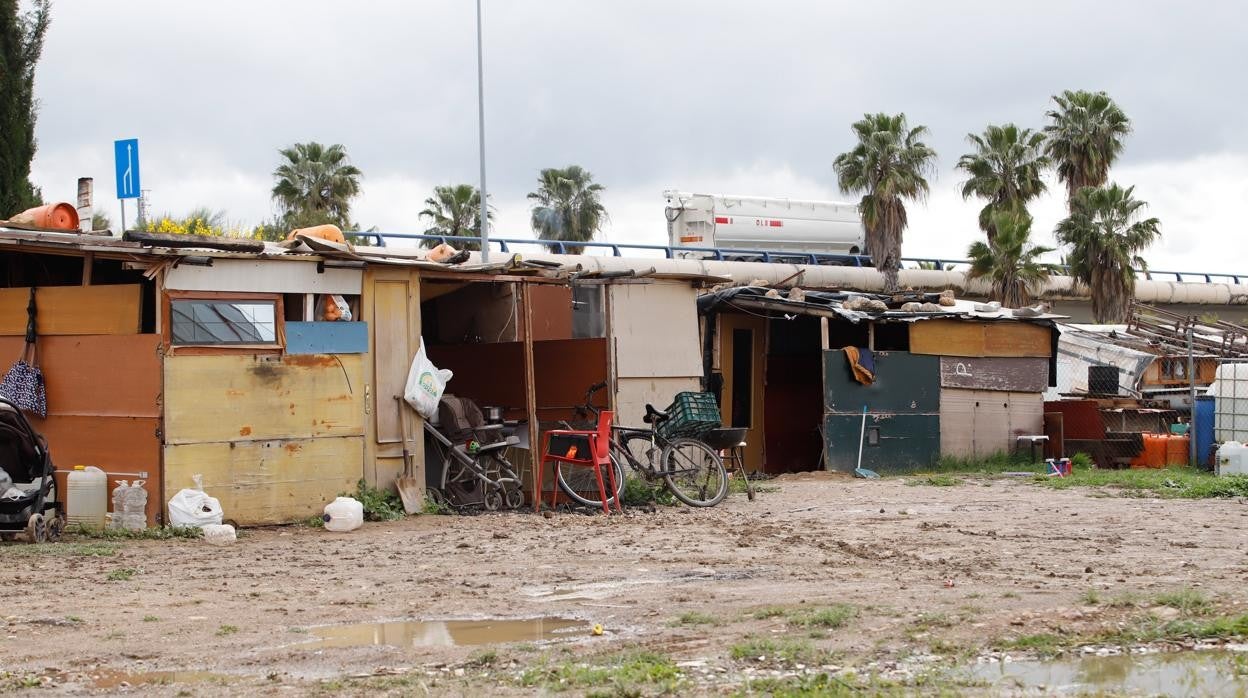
[351,232,1243,285]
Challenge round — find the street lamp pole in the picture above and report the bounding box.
[475,0,490,263]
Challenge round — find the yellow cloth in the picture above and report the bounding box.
[844,346,875,386]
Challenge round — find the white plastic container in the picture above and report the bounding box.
[1217,441,1248,476]
[109,479,129,530]
[67,465,108,528]
[201,523,237,545]
[1214,365,1248,443]
[323,496,364,532]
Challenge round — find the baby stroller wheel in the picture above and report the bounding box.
[26,513,47,544]
[504,485,524,510]
[483,489,503,511]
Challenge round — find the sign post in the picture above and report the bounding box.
[114,138,141,233]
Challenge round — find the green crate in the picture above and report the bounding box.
[658,391,722,438]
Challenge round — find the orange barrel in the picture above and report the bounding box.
[10,203,80,230]
[1131,434,1168,469]
[1166,435,1191,466]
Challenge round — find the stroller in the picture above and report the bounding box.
[0,396,63,543]
[423,394,525,511]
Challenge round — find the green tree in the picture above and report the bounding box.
[527,165,607,255]
[419,184,492,250]
[833,112,937,293]
[90,211,110,232]
[965,210,1055,309]
[1055,183,1161,323]
[0,0,50,217]
[271,142,363,230]
[1043,90,1131,205]
[955,124,1049,243]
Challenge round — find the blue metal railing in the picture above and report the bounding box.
[348,232,1242,285]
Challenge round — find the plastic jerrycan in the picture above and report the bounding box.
[67,465,107,528]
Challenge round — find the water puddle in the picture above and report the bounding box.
[302,617,587,650]
[85,669,228,689]
[969,651,1248,696]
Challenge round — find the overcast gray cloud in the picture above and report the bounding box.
[27,1,1248,272]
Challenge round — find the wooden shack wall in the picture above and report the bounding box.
[609,282,702,429]
[0,284,162,525]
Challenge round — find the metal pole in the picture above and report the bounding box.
[475,0,490,263]
[1189,324,1197,468]
[119,199,126,235]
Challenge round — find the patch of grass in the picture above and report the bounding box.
[920,451,1040,475]
[142,615,159,622]
[519,650,681,693]
[1153,588,1213,615]
[620,476,677,507]
[911,612,955,631]
[106,567,137,581]
[793,604,857,629]
[0,541,119,557]
[672,610,721,626]
[907,474,963,487]
[216,624,239,636]
[300,515,325,528]
[1037,466,1248,499]
[738,673,864,697]
[66,524,202,540]
[1106,591,1144,608]
[753,606,788,620]
[1080,588,1102,605]
[65,615,83,624]
[730,637,826,665]
[1001,591,1019,599]
[346,479,405,521]
[465,649,498,667]
[997,633,1065,657]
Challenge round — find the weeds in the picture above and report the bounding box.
[1037,467,1248,499]
[66,524,202,540]
[300,515,325,528]
[673,610,721,626]
[1153,588,1212,615]
[465,649,499,667]
[348,479,405,521]
[519,650,681,693]
[907,475,963,487]
[143,615,159,622]
[730,637,826,665]
[753,606,788,620]
[793,604,857,629]
[216,624,239,636]
[0,542,118,557]
[1080,588,1102,605]
[620,476,677,507]
[923,452,1039,475]
[106,567,137,582]
[422,494,452,516]
[998,633,1064,657]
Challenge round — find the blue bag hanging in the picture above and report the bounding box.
[0,288,47,418]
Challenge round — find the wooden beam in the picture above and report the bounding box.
[81,252,94,286]
[520,283,541,507]
[123,230,266,253]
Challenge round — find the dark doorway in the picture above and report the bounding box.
[731,328,753,429]
[764,315,825,472]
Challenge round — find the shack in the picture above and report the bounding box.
[0,226,713,525]
[698,286,1061,474]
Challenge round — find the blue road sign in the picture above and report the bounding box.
[114,139,141,199]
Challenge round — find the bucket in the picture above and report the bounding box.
[10,203,80,231]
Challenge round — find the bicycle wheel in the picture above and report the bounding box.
[554,452,626,509]
[661,438,728,507]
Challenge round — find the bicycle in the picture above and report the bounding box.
[554,383,728,508]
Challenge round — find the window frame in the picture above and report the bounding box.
[163,290,285,355]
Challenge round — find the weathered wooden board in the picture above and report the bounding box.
[163,436,364,526]
[939,356,1049,392]
[529,285,574,341]
[939,388,1045,458]
[609,282,702,378]
[983,322,1052,358]
[285,321,369,355]
[823,350,940,414]
[164,258,361,295]
[534,338,608,420]
[0,285,141,336]
[164,353,365,445]
[0,334,161,417]
[38,415,162,525]
[823,413,940,474]
[910,320,1051,358]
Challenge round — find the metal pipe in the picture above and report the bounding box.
[475,0,490,263]
[1189,325,1197,468]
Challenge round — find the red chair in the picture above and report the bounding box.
[536,411,620,515]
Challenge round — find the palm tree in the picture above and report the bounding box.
[419,184,492,250]
[956,124,1049,243]
[833,113,937,293]
[527,165,607,255]
[1055,183,1161,323]
[1043,90,1131,205]
[965,211,1055,309]
[271,142,363,229]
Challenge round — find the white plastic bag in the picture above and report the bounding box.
[403,338,453,420]
[167,474,223,528]
[201,523,237,545]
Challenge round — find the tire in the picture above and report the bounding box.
[555,452,626,509]
[26,513,47,544]
[662,438,728,507]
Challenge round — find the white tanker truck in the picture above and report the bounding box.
[664,190,867,260]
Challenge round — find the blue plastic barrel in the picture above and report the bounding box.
[1194,396,1215,469]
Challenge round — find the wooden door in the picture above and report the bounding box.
[718,313,766,471]
[363,268,422,491]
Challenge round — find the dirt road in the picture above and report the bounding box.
[3,473,1248,695]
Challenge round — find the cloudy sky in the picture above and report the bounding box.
[27,1,1248,272]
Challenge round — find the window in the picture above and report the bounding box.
[171,299,278,345]
[572,285,605,338]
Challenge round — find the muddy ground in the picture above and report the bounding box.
[3,473,1248,696]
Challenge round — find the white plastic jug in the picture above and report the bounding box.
[323,496,364,532]
[67,465,107,528]
[1217,441,1248,476]
[109,480,129,530]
